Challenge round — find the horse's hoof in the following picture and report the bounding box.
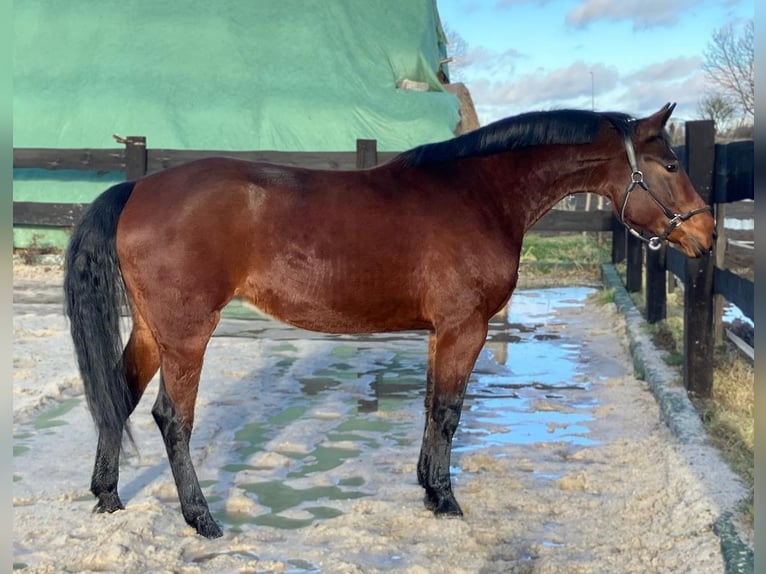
[195,514,223,539]
[93,492,124,514]
[432,497,463,517]
[423,488,463,516]
[423,492,437,511]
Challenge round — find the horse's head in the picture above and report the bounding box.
[609,103,716,258]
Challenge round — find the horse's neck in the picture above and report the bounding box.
[478,146,614,233]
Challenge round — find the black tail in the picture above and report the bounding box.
[64,181,136,443]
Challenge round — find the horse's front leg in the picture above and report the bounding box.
[417,315,488,516]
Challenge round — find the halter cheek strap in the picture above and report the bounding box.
[618,131,712,251]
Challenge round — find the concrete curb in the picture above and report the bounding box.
[600,263,753,574]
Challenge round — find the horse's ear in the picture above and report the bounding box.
[635,103,676,138]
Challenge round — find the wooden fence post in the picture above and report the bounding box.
[682,120,715,397]
[713,203,726,344]
[611,216,626,264]
[123,136,147,180]
[683,254,715,396]
[356,139,378,169]
[645,243,667,323]
[625,233,643,292]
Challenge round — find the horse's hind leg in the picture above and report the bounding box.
[417,314,488,516]
[152,321,222,539]
[91,312,160,513]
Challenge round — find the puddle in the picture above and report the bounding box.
[218,345,425,530]
[458,287,599,452]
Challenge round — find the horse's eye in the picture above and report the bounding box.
[665,162,679,173]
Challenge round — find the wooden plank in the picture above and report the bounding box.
[530,209,612,232]
[714,267,754,320]
[666,245,687,281]
[123,136,148,180]
[725,328,754,361]
[145,149,400,172]
[625,233,643,293]
[13,146,406,174]
[13,202,87,226]
[645,244,666,323]
[727,238,753,249]
[677,140,754,204]
[682,120,715,398]
[713,140,754,203]
[683,253,715,397]
[713,203,726,343]
[13,200,615,232]
[685,120,715,204]
[611,217,626,264]
[13,148,126,173]
[356,139,378,169]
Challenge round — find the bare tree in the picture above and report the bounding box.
[697,93,736,132]
[701,20,754,123]
[442,24,469,82]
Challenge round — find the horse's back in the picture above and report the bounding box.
[114,158,423,331]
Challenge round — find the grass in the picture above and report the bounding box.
[517,232,611,288]
[699,350,754,525]
[520,232,611,266]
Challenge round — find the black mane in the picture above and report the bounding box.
[394,108,635,167]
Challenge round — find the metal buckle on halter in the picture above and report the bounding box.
[647,236,663,251]
[627,226,663,251]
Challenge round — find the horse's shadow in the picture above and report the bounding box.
[115,326,385,516]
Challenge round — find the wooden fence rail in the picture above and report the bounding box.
[12,138,612,233]
[13,126,754,398]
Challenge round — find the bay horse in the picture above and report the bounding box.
[64,103,714,538]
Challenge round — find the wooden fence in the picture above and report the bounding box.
[12,122,754,398]
[12,137,611,232]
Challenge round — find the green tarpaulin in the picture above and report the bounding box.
[14,0,460,247]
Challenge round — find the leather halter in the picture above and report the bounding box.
[617,130,712,251]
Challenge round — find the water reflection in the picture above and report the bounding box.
[458,287,599,451]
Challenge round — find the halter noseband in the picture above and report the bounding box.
[617,130,712,251]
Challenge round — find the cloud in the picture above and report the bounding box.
[613,69,709,121]
[565,0,704,29]
[460,56,710,124]
[475,60,617,103]
[616,56,706,119]
[464,60,619,123]
[455,45,525,76]
[623,56,703,84]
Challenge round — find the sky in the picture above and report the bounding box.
[436,0,753,126]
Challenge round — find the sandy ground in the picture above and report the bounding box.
[13,261,749,574]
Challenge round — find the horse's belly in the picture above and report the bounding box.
[239,281,426,334]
